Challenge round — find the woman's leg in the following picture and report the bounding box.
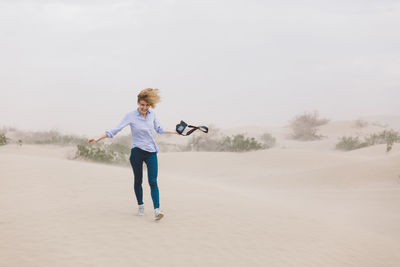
[144,152,159,209]
[129,148,144,205]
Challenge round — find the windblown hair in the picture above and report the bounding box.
[137,88,161,108]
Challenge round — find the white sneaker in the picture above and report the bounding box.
[137,204,144,216]
[154,208,164,221]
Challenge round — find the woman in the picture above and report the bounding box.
[88,88,178,221]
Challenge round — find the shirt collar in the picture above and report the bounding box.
[135,107,152,117]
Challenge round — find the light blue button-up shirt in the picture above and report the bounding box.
[105,108,165,152]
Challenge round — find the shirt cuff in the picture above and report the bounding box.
[158,127,165,134]
[105,130,114,138]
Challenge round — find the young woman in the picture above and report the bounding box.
[88,88,178,221]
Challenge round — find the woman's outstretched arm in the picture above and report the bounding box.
[88,112,132,144]
[87,133,108,144]
[163,130,179,135]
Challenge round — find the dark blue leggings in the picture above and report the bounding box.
[129,147,160,209]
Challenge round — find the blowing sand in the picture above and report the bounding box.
[1,125,400,266]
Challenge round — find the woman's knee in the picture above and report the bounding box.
[148,179,158,188]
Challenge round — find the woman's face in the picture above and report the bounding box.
[138,100,151,115]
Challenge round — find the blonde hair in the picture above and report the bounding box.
[137,88,161,108]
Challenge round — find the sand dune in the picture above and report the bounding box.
[1,140,400,267]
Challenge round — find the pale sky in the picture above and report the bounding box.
[1,0,399,136]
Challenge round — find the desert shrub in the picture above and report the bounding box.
[335,136,368,151]
[383,130,400,152]
[260,132,276,148]
[0,133,8,146]
[365,130,399,143]
[75,144,129,165]
[186,126,221,151]
[187,134,220,151]
[21,130,87,145]
[290,111,329,141]
[364,133,384,146]
[108,142,131,155]
[217,134,264,152]
[336,130,400,152]
[365,130,400,152]
[186,127,266,152]
[216,136,232,151]
[113,134,131,148]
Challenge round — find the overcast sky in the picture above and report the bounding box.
[1,0,399,136]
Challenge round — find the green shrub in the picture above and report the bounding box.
[113,135,131,148]
[290,111,329,141]
[364,130,400,152]
[185,126,221,151]
[217,134,264,152]
[108,142,131,155]
[186,129,266,152]
[75,144,129,164]
[22,130,87,145]
[0,133,8,146]
[383,130,400,152]
[260,132,276,148]
[335,136,368,151]
[187,135,220,151]
[336,130,400,152]
[216,136,232,151]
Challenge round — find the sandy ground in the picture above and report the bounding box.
[1,122,400,267]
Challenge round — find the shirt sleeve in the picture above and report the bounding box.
[105,113,131,138]
[153,113,165,134]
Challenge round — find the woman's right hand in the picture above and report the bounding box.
[87,139,97,144]
[87,133,107,144]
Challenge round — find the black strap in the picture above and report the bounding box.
[184,125,208,136]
